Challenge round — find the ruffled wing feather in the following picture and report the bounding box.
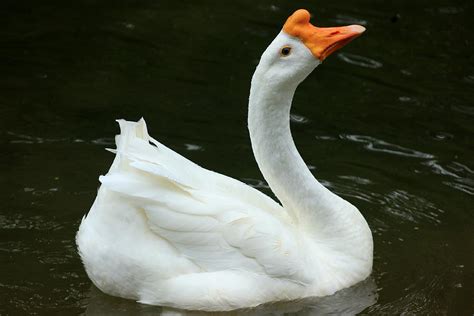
[99,119,312,283]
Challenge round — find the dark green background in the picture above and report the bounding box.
[1,0,473,314]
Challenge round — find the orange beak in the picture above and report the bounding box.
[283,9,365,61]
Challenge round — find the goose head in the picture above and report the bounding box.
[255,9,365,87]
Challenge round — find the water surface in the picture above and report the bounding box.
[1,0,473,314]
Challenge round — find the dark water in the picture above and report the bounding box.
[1,0,473,314]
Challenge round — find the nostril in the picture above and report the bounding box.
[330,31,340,36]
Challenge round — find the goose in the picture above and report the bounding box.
[76,9,373,312]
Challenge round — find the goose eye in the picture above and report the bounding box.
[280,46,292,57]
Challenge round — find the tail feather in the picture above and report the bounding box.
[116,118,149,150]
[105,119,286,219]
[109,118,149,172]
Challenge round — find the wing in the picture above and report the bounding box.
[99,119,312,283]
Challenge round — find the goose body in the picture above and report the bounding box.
[77,9,373,311]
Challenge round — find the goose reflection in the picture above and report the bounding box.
[83,277,377,315]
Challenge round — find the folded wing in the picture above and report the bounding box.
[99,119,311,283]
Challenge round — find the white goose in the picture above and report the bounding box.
[77,9,373,311]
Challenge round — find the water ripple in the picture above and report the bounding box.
[382,190,443,224]
[424,160,474,195]
[324,179,443,225]
[324,181,384,205]
[429,131,454,141]
[452,104,474,116]
[242,178,270,189]
[0,215,64,231]
[6,131,68,144]
[6,131,117,146]
[424,160,459,177]
[332,14,368,26]
[121,22,136,30]
[443,180,474,195]
[91,137,115,145]
[184,143,203,151]
[315,135,337,141]
[463,75,474,84]
[437,6,464,14]
[337,53,383,69]
[338,175,372,185]
[341,135,434,159]
[290,114,309,124]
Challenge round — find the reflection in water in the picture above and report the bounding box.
[83,278,377,316]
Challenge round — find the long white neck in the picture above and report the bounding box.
[247,70,373,285]
[248,66,361,241]
[247,32,372,290]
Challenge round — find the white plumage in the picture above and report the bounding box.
[77,9,373,312]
